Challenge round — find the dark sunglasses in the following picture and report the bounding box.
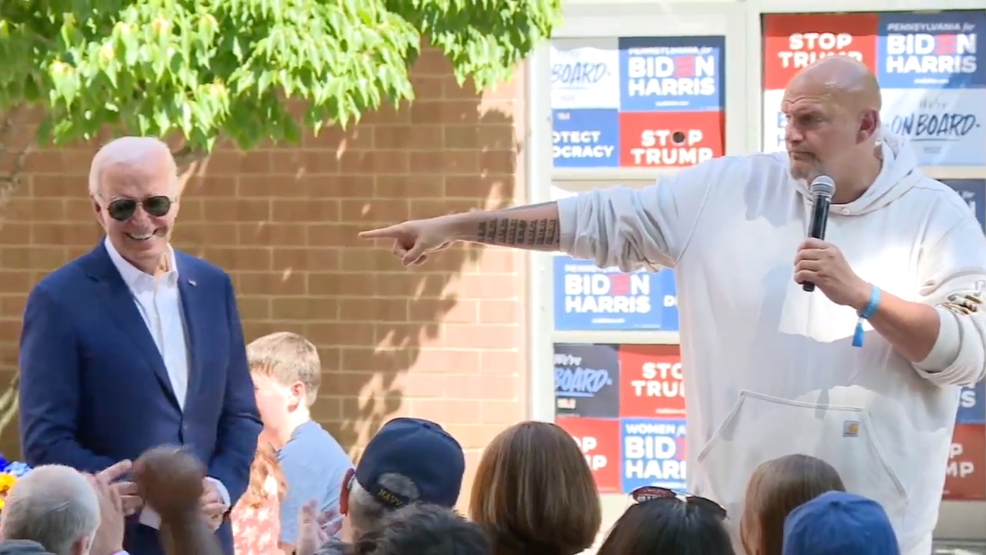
[104,195,174,221]
[631,485,728,521]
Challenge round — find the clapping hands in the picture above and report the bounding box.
[200,479,227,532]
[295,500,341,555]
[87,460,132,555]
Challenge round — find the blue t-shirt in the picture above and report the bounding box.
[277,420,353,545]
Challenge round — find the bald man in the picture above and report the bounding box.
[360,56,986,554]
[19,137,262,555]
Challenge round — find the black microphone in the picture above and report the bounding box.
[802,175,836,292]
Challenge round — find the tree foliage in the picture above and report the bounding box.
[0,0,561,162]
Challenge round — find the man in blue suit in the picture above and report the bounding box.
[19,137,263,555]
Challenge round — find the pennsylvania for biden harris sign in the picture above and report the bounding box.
[762,10,986,166]
[551,36,725,169]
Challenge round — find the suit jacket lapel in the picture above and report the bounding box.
[82,242,180,410]
[177,256,205,409]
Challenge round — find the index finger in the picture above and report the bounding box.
[358,225,403,240]
[96,460,133,484]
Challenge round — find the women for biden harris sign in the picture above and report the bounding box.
[555,344,687,494]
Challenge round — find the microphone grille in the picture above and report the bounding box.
[810,176,836,198]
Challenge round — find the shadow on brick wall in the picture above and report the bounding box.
[0,49,521,460]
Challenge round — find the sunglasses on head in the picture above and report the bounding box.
[103,195,174,221]
[630,486,728,521]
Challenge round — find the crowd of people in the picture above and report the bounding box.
[0,329,904,555]
[2,52,982,555]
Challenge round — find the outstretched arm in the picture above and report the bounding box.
[447,202,562,249]
[362,158,725,270]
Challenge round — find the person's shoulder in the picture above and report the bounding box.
[31,249,97,299]
[907,175,973,215]
[173,250,232,284]
[0,539,57,555]
[286,422,349,453]
[681,152,788,183]
[280,422,352,466]
[900,175,983,244]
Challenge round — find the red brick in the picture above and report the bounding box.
[0,49,529,500]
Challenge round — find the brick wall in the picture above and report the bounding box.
[0,47,530,501]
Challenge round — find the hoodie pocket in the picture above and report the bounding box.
[696,391,907,532]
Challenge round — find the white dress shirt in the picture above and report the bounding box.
[105,237,188,408]
[104,238,230,528]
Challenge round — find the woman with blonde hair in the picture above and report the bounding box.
[231,435,288,555]
[469,421,601,555]
[740,454,846,555]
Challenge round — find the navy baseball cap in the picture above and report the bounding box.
[355,417,465,510]
[782,491,900,555]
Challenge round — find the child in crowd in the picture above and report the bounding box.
[247,332,354,554]
[231,434,287,555]
[741,454,846,555]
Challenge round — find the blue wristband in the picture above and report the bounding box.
[852,284,881,348]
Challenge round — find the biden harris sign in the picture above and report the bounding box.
[551,36,726,170]
[552,256,679,331]
[762,11,985,165]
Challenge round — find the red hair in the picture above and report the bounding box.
[239,439,287,508]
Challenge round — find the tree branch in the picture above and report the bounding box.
[171,145,209,168]
[0,104,34,227]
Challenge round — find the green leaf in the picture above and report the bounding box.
[0,0,561,158]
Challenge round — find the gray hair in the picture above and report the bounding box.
[0,465,101,555]
[348,473,420,538]
[88,136,177,197]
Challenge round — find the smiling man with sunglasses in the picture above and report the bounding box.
[18,136,262,555]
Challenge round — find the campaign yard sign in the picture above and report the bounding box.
[553,256,679,331]
[620,418,687,492]
[958,382,985,425]
[944,424,985,501]
[554,344,621,419]
[762,11,986,165]
[618,345,686,419]
[552,110,620,168]
[555,344,689,494]
[550,36,725,169]
[556,417,622,493]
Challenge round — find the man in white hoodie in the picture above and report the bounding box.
[359,56,986,555]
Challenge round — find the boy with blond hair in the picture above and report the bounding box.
[246,332,353,553]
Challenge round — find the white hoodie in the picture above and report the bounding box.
[557,132,986,555]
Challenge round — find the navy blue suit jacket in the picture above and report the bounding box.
[18,242,262,555]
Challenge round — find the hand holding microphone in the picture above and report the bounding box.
[801,176,835,292]
[794,176,871,309]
